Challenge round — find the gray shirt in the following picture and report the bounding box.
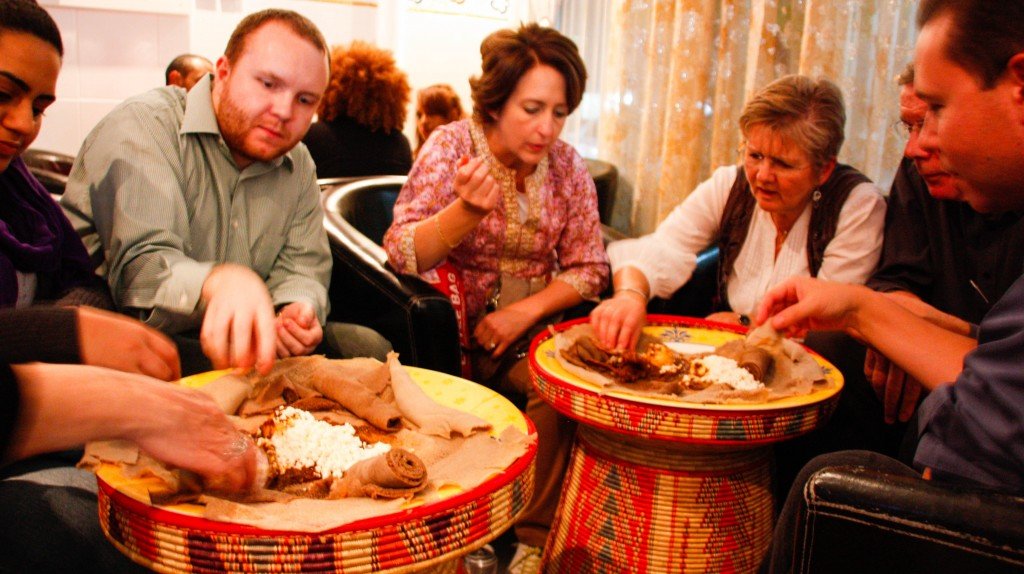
[61,75,330,334]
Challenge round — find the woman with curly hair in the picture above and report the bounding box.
[303,41,413,178]
[414,83,464,158]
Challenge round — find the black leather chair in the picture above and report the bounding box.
[647,246,720,317]
[23,148,74,197]
[585,158,618,226]
[795,466,1024,573]
[23,148,74,176]
[321,176,462,376]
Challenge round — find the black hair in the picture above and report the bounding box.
[918,0,1024,88]
[165,53,212,84]
[0,0,63,57]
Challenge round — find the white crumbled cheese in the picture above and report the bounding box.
[687,355,764,391]
[259,406,391,479]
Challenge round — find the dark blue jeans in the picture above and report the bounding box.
[772,331,919,504]
[0,453,150,573]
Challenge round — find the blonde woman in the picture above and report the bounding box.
[591,75,886,350]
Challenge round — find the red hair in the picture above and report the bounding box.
[318,41,410,132]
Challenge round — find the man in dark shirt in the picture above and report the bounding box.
[862,64,1024,424]
[765,0,1024,569]
[774,63,1024,498]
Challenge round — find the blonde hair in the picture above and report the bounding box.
[738,75,846,168]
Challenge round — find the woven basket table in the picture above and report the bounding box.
[95,367,537,574]
[529,316,843,573]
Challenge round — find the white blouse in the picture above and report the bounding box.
[608,165,887,316]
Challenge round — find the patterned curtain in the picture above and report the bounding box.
[561,0,919,235]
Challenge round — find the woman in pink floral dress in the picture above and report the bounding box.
[383,23,608,572]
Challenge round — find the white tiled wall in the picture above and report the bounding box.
[32,0,524,158]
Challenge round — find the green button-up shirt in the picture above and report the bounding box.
[61,75,331,334]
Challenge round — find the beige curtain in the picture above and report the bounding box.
[595,0,919,235]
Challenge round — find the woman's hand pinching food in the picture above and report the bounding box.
[130,382,264,494]
[590,294,647,351]
[454,156,499,215]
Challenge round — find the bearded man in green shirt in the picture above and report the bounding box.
[62,9,390,375]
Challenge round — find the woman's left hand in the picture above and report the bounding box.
[474,307,535,359]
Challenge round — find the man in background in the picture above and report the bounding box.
[63,9,390,375]
[164,53,213,91]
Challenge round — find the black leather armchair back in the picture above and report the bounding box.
[23,148,74,175]
[23,148,74,197]
[796,466,1024,573]
[647,246,720,317]
[321,177,462,376]
[585,158,618,226]
[334,184,401,246]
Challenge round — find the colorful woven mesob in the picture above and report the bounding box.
[530,316,843,573]
[96,368,537,574]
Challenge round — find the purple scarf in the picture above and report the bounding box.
[0,157,74,307]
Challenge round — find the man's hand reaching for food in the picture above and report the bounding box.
[200,263,277,375]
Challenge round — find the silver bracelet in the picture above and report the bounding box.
[615,286,649,301]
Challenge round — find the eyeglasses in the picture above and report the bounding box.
[891,119,924,139]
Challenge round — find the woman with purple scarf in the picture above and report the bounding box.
[0,5,105,311]
[0,157,110,308]
[0,112,108,307]
[0,3,262,571]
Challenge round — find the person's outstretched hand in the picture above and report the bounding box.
[755,277,871,339]
[129,377,263,493]
[200,263,276,375]
[10,363,262,493]
[77,306,181,381]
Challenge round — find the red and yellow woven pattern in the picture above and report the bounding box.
[96,369,537,573]
[545,427,772,573]
[530,316,843,573]
[529,316,843,445]
[98,458,533,573]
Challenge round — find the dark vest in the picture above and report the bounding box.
[714,163,871,310]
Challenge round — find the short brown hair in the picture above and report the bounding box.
[165,53,212,85]
[469,23,587,125]
[418,84,464,121]
[918,0,1024,89]
[738,75,846,168]
[223,9,327,65]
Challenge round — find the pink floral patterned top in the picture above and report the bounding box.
[384,119,609,329]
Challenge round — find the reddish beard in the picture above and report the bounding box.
[217,86,297,165]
